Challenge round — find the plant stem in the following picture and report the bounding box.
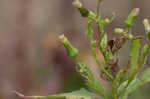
[96,0,102,17]
[13,91,65,99]
[90,42,113,80]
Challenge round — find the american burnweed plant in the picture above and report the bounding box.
[15,0,150,99]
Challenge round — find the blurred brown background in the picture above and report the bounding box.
[0,0,150,99]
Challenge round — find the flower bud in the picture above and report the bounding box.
[123,33,133,40]
[143,19,150,42]
[73,0,89,17]
[59,35,78,58]
[114,28,124,34]
[128,34,133,40]
[103,18,111,25]
[143,19,150,32]
[72,0,82,8]
[72,0,96,18]
[125,8,140,27]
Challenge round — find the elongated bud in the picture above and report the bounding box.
[72,0,96,18]
[114,28,124,34]
[125,8,140,27]
[143,19,150,32]
[59,35,78,58]
[143,19,150,42]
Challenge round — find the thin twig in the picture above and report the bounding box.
[13,91,65,99]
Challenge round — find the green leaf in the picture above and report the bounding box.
[86,80,107,99]
[139,44,150,68]
[118,68,150,99]
[135,68,150,90]
[76,62,107,98]
[52,88,100,99]
[129,39,141,71]
[100,34,107,51]
[112,69,125,99]
[127,39,141,88]
[99,34,111,67]
[118,79,136,99]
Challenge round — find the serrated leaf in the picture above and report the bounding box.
[130,39,141,71]
[53,88,100,99]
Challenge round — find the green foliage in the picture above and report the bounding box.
[128,68,150,94]
[129,39,140,71]
[86,80,107,99]
[118,68,150,99]
[100,34,107,51]
[16,0,150,99]
[58,88,100,99]
[139,44,150,68]
[59,0,150,99]
[28,88,101,99]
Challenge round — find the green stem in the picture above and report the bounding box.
[99,46,112,74]
[96,0,102,17]
[90,41,113,80]
[23,95,65,99]
[14,91,65,99]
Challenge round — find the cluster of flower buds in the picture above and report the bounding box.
[59,35,78,59]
